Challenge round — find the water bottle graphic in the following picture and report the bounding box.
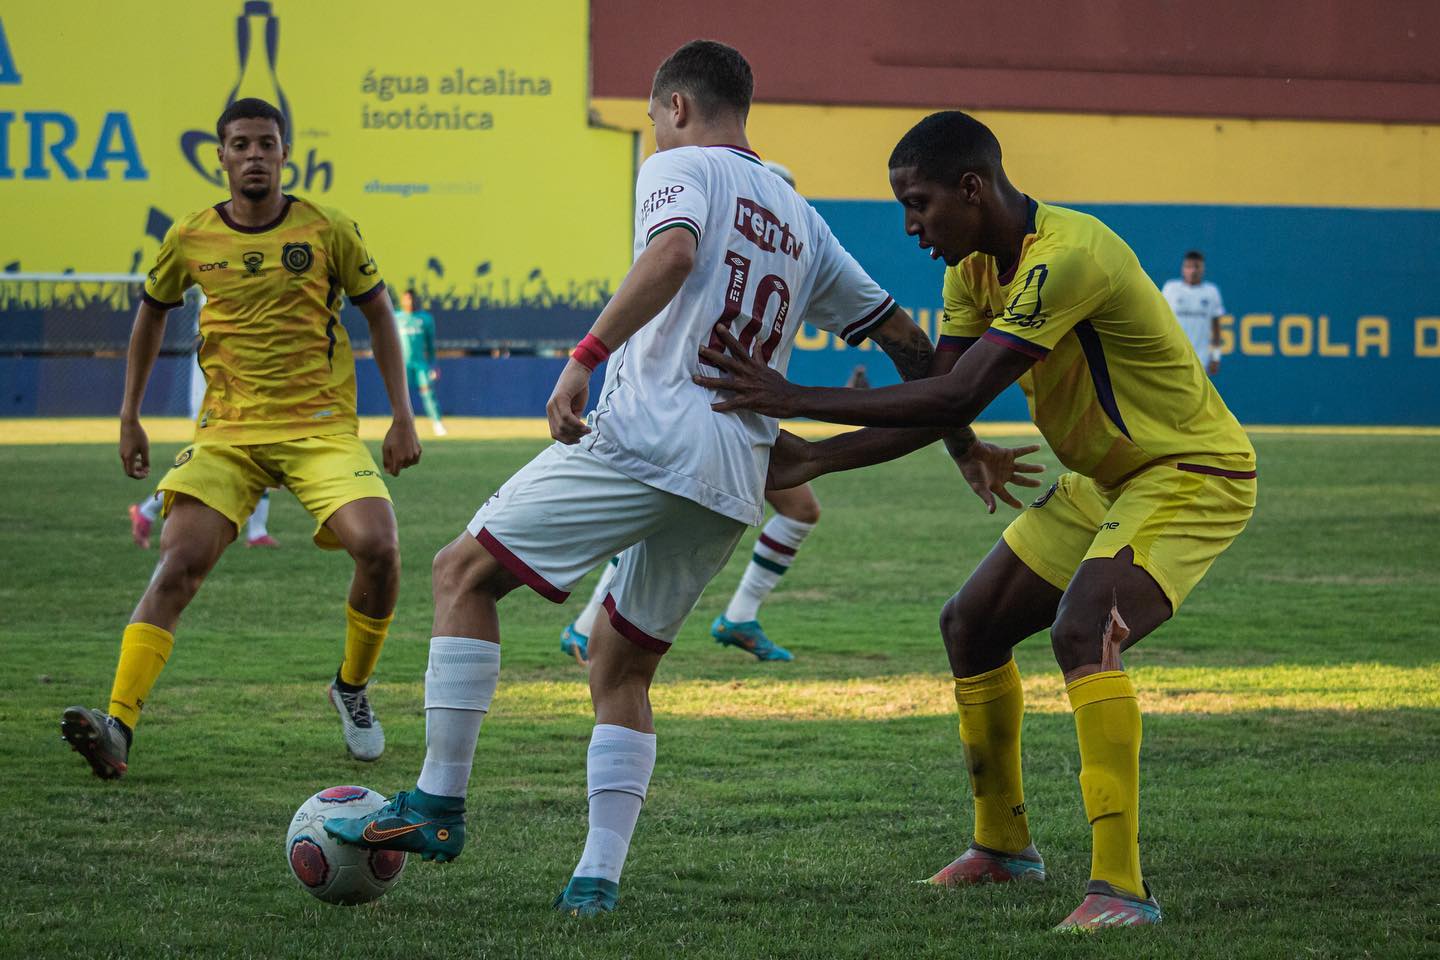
[226,1,293,136]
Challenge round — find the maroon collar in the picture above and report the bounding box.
[214,195,296,234]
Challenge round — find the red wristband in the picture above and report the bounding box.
[571,334,611,371]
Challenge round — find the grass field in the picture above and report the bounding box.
[4,433,1438,959]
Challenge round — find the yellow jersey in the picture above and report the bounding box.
[940,199,1255,486]
[144,195,386,444]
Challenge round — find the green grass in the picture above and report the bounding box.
[3,434,1438,959]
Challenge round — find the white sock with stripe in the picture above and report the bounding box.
[573,723,656,883]
[724,514,815,623]
[416,636,501,799]
[572,556,619,638]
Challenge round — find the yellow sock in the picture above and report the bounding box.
[339,604,393,686]
[108,622,175,730]
[954,659,1031,853]
[1067,670,1144,897]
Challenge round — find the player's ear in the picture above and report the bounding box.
[959,171,984,205]
[671,91,689,129]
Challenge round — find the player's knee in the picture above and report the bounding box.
[350,530,400,576]
[432,540,495,601]
[152,547,212,599]
[1050,617,1100,672]
[939,595,978,651]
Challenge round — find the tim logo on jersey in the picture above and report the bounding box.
[178,1,333,193]
[733,198,804,261]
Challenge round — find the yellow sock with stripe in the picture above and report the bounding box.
[339,604,393,687]
[1066,670,1145,897]
[954,659,1031,853]
[108,622,175,730]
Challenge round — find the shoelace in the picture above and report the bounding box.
[336,686,374,728]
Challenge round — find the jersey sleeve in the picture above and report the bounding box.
[938,265,987,350]
[635,150,708,247]
[803,222,897,346]
[329,211,386,305]
[982,247,1111,359]
[142,224,192,309]
[1209,284,1226,319]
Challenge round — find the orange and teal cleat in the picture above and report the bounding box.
[922,843,1046,886]
[325,788,465,863]
[1054,879,1162,931]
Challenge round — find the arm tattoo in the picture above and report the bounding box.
[944,426,977,460]
[873,324,934,383]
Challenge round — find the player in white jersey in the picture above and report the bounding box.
[1161,250,1225,375]
[324,39,1019,916]
[557,159,832,665]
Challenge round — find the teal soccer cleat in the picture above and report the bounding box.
[559,623,590,665]
[324,788,466,862]
[711,615,793,662]
[553,876,619,917]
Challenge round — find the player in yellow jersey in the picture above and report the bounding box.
[60,98,422,780]
[696,111,1256,931]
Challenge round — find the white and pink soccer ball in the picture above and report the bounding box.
[285,785,406,905]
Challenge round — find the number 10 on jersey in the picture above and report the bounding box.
[704,249,792,366]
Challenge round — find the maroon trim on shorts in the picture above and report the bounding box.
[474,528,569,603]
[757,533,798,556]
[1176,462,1258,479]
[141,291,184,311]
[602,594,671,654]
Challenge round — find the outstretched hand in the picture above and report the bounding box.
[958,440,1046,513]
[694,325,800,418]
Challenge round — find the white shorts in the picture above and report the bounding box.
[466,443,747,652]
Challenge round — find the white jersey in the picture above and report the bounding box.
[583,145,896,525]
[1161,279,1226,358]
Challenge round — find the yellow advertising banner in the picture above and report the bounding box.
[0,0,634,317]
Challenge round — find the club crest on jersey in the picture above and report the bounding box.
[733,198,804,260]
[242,251,264,275]
[173,447,194,467]
[282,242,313,275]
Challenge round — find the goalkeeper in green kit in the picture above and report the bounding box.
[395,288,446,436]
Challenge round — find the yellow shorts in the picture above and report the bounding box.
[157,434,391,549]
[1002,463,1257,612]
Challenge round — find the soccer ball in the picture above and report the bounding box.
[285,785,407,905]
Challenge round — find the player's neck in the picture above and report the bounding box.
[985,186,1032,275]
[225,190,288,228]
[677,120,750,153]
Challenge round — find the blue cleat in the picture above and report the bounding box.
[711,615,793,662]
[553,876,619,917]
[559,623,590,664]
[324,788,466,863]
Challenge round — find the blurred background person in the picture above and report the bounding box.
[1162,250,1225,376]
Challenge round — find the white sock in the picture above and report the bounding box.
[415,636,501,799]
[724,514,815,623]
[573,723,656,883]
[139,492,163,521]
[246,490,271,539]
[572,557,620,638]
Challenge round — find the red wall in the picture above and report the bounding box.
[591,0,1440,123]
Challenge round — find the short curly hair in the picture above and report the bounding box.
[888,111,1002,184]
[651,40,753,119]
